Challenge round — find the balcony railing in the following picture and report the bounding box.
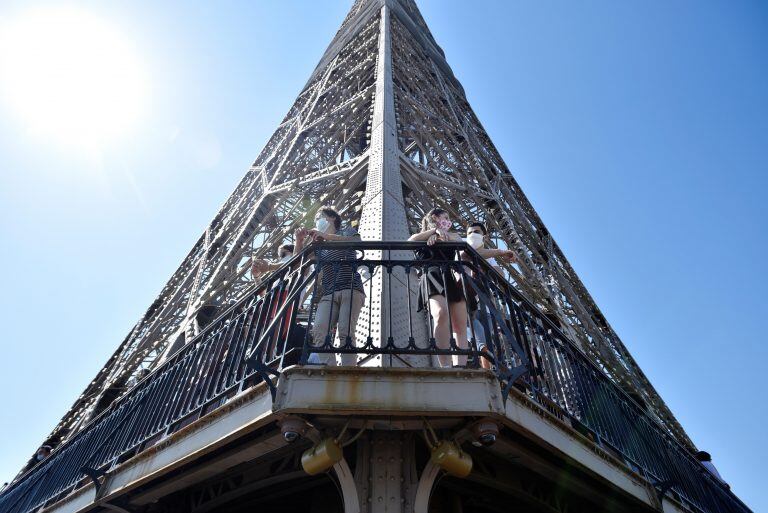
[0,242,750,513]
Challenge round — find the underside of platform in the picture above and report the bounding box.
[37,367,689,513]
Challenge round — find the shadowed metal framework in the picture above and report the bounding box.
[28,0,692,486]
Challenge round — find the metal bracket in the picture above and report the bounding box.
[246,356,280,401]
[652,479,677,505]
[500,364,529,405]
[80,466,106,493]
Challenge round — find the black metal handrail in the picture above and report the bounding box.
[0,241,751,513]
[459,243,751,513]
[0,253,313,513]
[295,242,518,364]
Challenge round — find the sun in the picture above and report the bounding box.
[0,7,148,150]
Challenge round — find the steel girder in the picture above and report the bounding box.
[37,0,693,459]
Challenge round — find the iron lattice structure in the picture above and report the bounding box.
[41,0,694,456]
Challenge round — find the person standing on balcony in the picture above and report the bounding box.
[695,451,730,488]
[17,444,53,476]
[296,206,365,366]
[251,244,295,278]
[464,222,517,370]
[252,242,313,365]
[408,208,470,368]
[35,445,51,462]
[465,222,518,272]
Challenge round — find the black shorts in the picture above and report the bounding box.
[417,267,466,311]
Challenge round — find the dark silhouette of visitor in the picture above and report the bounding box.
[695,451,729,488]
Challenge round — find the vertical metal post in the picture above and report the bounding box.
[354,432,418,513]
[357,4,428,367]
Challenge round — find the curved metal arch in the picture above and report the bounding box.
[333,459,361,513]
[413,459,441,513]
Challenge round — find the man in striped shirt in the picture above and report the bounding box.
[295,206,365,366]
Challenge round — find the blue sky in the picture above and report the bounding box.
[0,0,765,509]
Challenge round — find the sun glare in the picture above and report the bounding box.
[0,7,148,150]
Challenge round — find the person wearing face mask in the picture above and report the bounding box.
[464,223,517,271]
[251,244,296,278]
[463,222,517,369]
[14,443,54,480]
[295,206,365,366]
[408,208,471,367]
[35,445,51,462]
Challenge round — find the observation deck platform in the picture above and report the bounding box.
[1,243,746,513]
[39,367,695,513]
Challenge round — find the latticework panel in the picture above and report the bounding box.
[43,11,383,449]
[29,0,694,465]
[389,13,691,447]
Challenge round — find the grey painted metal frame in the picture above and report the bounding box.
[29,0,697,483]
[1,242,749,513]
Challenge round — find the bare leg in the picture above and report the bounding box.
[480,348,492,370]
[429,296,452,367]
[449,300,469,367]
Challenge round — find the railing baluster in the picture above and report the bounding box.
[0,242,746,513]
[405,265,415,349]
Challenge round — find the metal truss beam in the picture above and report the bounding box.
[34,0,693,460]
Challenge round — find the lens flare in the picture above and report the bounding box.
[0,7,148,150]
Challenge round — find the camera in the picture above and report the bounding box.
[471,420,499,447]
[279,416,307,444]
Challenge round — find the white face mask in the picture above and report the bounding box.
[280,254,292,263]
[315,218,330,233]
[467,232,484,249]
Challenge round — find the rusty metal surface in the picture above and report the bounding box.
[274,366,504,416]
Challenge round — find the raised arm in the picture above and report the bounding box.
[294,227,313,256]
[251,259,282,277]
[408,228,436,242]
[475,248,516,262]
[440,230,464,242]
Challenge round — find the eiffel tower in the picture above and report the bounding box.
[0,1,750,513]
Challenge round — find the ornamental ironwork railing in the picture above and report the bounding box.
[0,242,750,513]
